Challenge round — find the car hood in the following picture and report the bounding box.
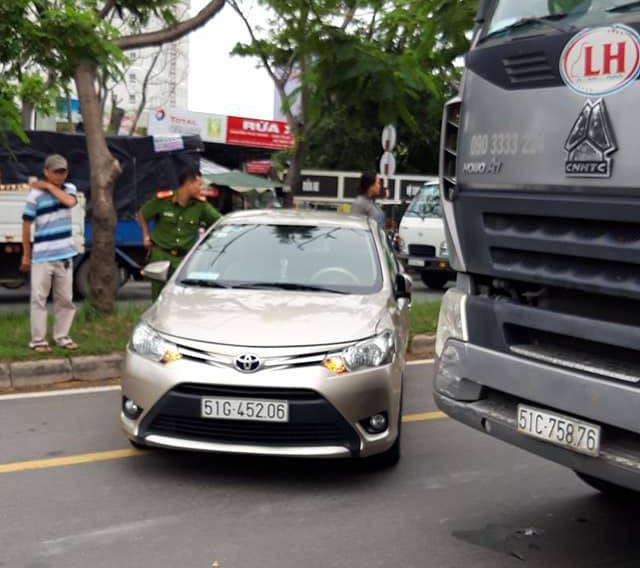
[146,286,390,347]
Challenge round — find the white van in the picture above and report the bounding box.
[0,187,85,290]
[397,180,454,289]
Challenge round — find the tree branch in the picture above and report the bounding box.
[113,0,225,51]
[97,0,117,20]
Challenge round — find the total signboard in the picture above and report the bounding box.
[149,107,294,150]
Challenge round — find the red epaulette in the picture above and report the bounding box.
[156,190,174,199]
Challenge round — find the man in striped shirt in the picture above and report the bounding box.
[20,154,79,352]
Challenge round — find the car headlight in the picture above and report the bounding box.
[323,330,395,374]
[435,288,468,357]
[130,321,182,363]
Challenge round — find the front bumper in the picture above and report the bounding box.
[397,253,453,274]
[434,339,640,492]
[121,347,403,458]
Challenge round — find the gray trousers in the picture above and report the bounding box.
[30,260,76,346]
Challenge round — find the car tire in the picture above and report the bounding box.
[575,471,638,497]
[420,272,449,289]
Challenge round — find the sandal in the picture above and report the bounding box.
[56,338,79,350]
[31,343,52,353]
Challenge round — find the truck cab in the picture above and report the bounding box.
[397,180,454,289]
[434,0,640,494]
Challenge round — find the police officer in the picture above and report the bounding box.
[138,167,221,300]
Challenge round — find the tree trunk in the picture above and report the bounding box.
[74,61,122,313]
[21,101,34,130]
[285,137,305,207]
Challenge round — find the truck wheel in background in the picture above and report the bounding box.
[575,471,638,497]
[420,272,450,290]
[73,258,129,300]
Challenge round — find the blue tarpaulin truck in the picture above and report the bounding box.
[0,131,203,297]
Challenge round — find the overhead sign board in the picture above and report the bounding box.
[226,116,294,150]
[149,108,226,143]
[148,108,295,150]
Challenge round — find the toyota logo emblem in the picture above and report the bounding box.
[234,353,261,373]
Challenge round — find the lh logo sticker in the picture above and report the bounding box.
[560,24,640,96]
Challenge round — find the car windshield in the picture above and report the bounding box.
[177,223,382,294]
[404,183,442,218]
[482,0,635,40]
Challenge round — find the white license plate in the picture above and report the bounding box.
[408,257,424,267]
[201,397,289,422]
[517,404,600,457]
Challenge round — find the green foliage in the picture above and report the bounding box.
[232,0,476,175]
[0,0,184,144]
[409,300,441,338]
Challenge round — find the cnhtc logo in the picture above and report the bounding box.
[564,99,616,178]
[234,353,261,373]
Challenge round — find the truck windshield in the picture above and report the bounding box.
[404,183,442,219]
[483,0,637,40]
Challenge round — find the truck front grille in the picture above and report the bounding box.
[408,244,436,257]
[455,191,640,300]
[503,52,554,85]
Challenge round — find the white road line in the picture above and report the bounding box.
[0,385,121,401]
[407,358,434,366]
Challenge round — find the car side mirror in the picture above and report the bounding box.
[141,260,171,282]
[395,272,412,300]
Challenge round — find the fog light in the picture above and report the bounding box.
[123,397,143,419]
[369,413,388,432]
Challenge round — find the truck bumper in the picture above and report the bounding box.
[397,253,453,274]
[434,339,640,492]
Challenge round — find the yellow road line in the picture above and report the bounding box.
[0,448,143,474]
[1,412,447,474]
[402,411,447,423]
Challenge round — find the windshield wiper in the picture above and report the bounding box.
[607,1,640,12]
[482,14,572,42]
[180,278,230,288]
[234,282,348,294]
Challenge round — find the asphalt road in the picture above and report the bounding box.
[1,363,638,568]
[0,276,445,312]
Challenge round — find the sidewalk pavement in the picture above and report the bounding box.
[0,335,436,391]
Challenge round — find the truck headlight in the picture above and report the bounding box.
[439,240,449,258]
[130,321,182,363]
[435,288,468,357]
[323,330,395,374]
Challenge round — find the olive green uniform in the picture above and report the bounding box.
[140,191,221,299]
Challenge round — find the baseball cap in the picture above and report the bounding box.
[44,154,68,171]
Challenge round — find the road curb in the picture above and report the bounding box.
[70,354,124,382]
[0,363,10,388]
[7,353,124,389]
[10,358,73,388]
[411,333,435,355]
